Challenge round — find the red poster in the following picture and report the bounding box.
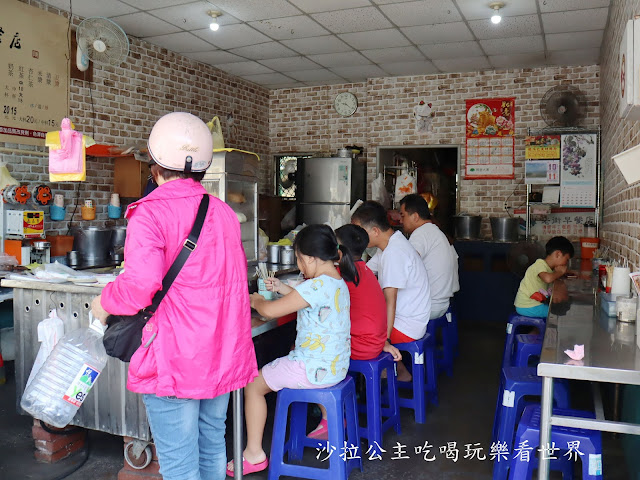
[465,98,515,179]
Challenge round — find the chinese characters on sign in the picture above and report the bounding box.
[525,135,561,160]
[312,439,598,471]
[559,134,598,208]
[465,98,516,179]
[1,0,69,146]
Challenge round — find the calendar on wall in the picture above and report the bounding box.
[559,133,597,208]
[464,98,515,179]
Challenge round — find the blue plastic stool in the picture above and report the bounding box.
[268,376,363,480]
[508,405,602,480]
[348,352,401,453]
[502,314,546,368]
[492,367,571,480]
[427,313,454,377]
[393,332,437,423]
[513,334,543,367]
[446,306,459,358]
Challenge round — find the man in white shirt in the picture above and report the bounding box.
[352,201,431,381]
[399,194,457,319]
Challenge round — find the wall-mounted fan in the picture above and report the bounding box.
[507,241,545,278]
[540,85,587,127]
[76,17,129,72]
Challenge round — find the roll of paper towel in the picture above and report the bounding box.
[611,267,631,295]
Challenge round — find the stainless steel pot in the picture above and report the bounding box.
[280,245,295,265]
[267,244,281,264]
[490,217,520,242]
[453,215,482,240]
[110,226,127,250]
[72,226,112,264]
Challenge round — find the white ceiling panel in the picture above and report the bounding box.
[143,32,213,53]
[455,0,537,20]
[538,0,610,13]
[379,0,462,27]
[419,41,483,60]
[542,8,609,34]
[183,50,246,64]
[249,16,329,40]
[288,0,372,14]
[402,23,474,45]
[362,46,425,63]
[489,52,547,69]
[287,69,345,81]
[241,72,294,85]
[42,0,136,18]
[148,2,240,30]
[120,0,193,9]
[111,12,181,38]
[311,7,394,34]
[192,25,270,49]
[307,51,372,68]
[548,48,601,65]
[330,64,387,81]
[468,15,541,40]
[480,35,544,56]
[281,36,354,55]
[546,30,604,51]
[204,0,302,22]
[40,0,611,88]
[380,60,439,76]
[215,61,275,76]
[432,56,491,73]
[339,29,411,50]
[260,56,321,72]
[229,42,299,60]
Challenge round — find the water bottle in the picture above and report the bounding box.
[21,317,108,428]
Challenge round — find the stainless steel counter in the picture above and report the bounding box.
[537,277,640,479]
[2,274,297,444]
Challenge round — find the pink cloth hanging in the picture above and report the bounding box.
[48,118,83,174]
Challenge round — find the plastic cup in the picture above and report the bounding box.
[110,193,120,207]
[54,194,64,208]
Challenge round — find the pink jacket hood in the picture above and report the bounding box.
[101,178,257,398]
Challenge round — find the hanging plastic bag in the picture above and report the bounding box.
[371,173,391,210]
[394,171,416,203]
[0,155,19,190]
[258,228,269,262]
[206,116,225,150]
[25,309,65,389]
[46,118,95,182]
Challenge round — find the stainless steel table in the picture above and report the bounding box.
[537,277,640,479]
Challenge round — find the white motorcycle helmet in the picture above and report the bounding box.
[147,112,213,173]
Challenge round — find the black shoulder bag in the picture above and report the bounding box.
[103,194,209,362]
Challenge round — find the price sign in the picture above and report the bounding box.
[0,0,69,146]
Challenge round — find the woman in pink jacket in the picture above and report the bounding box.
[91,112,257,480]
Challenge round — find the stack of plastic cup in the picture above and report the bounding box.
[108,193,122,219]
[50,194,66,221]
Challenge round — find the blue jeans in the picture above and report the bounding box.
[143,393,230,480]
[516,304,549,318]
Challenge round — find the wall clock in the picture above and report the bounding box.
[334,92,358,117]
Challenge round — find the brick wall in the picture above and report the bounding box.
[269,66,600,237]
[1,0,270,236]
[600,1,640,269]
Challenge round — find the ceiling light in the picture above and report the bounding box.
[490,2,504,24]
[208,10,222,31]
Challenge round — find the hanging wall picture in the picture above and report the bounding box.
[413,100,435,133]
[465,98,515,179]
[559,133,597,208]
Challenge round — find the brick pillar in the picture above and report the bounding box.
[117,436,162,480]
[32,419,87,463]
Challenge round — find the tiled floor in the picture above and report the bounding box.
[0,320,630,479]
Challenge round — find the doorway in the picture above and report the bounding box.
[377,145,460,238]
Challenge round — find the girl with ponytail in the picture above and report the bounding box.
[228,224,355,476]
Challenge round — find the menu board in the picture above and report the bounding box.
[0,0,69,146]
[559,133,597,208]
[465,98,515,179]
